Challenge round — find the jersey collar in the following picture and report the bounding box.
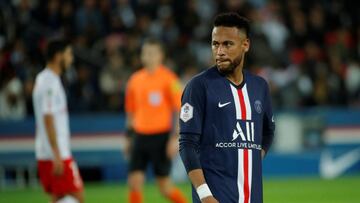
[144,65,163,75]
[214,66,246,89]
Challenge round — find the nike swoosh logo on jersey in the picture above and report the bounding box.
[218,102,231,108]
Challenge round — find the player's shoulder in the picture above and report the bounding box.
[183,66,217,91]
[159,66,180,83]
[185,68,206,86]
[127,68,146,83]
[190,66,217,82]
[160,65,177,76]
[35,68,58,86]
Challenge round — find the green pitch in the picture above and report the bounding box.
[0,176,359,203]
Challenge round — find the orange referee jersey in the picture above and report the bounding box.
[125,65,182,135]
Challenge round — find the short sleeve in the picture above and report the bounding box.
[179,76,206,135]
[40,83,58,114]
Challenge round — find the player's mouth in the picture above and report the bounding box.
[216,59,231,66]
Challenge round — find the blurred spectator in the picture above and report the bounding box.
[99,51,129,111]
[246,6,277,67]
[75,0,104,43]
[260,0,289,56]
[149,3,179,44]
[307,3,326,46]
[327,50,347,105]
[114,0,136,29]
[68,63,97,112]
[13,0,35,30]
[288,9,308,49]
[178,0,200,38]
[60,0,76,38]
[346,61,360,105]
[42,0,61,30]
[0,75,26,120]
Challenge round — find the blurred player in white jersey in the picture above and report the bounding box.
[33,39,84,203]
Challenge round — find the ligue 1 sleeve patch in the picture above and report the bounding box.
[180,103,193,122]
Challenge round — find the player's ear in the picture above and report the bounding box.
[243,38,250,52]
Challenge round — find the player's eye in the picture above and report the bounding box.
[212,42,219,47]
[224,41,234,47]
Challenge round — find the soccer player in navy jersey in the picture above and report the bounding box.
[179,12,275,203]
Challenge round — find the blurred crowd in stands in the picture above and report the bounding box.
[0,0,359,120]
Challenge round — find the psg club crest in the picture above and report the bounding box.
[254,100,262,114]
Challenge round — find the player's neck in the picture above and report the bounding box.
[226,72,243,86]
[146,64,160,73]
[46,62,62,76]
[226,65,243,86]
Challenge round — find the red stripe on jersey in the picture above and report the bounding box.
[243,149,250,203]
[237,89,247,120]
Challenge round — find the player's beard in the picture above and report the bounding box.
[60,58,67,73]
[216,54,243,76]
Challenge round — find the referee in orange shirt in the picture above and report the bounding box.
[124,38,187,203]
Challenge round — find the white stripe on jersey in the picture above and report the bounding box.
[242,84,252,120]
[230,85,241,120]
[248,149,253,203]
[246,122,251,141]
[238,149,253,203]
[237,149,245,203]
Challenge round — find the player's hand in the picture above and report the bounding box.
[261,149,266,159]
[166,135,179,159]
[53,156,64,176]
[201,196,219,203]
[122,136,132,161]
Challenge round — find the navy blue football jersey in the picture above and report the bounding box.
[180,66,275,203]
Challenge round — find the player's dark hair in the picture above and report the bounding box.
[213,12,250,37]
[46,39,70,62]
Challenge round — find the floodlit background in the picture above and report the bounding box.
[0,0,359,202]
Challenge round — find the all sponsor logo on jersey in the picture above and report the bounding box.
[215,121,262,150]
[232,121,254,141]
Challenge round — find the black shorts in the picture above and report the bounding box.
[129,132,171,176]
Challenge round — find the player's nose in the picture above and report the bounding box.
[216,46,226,56]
